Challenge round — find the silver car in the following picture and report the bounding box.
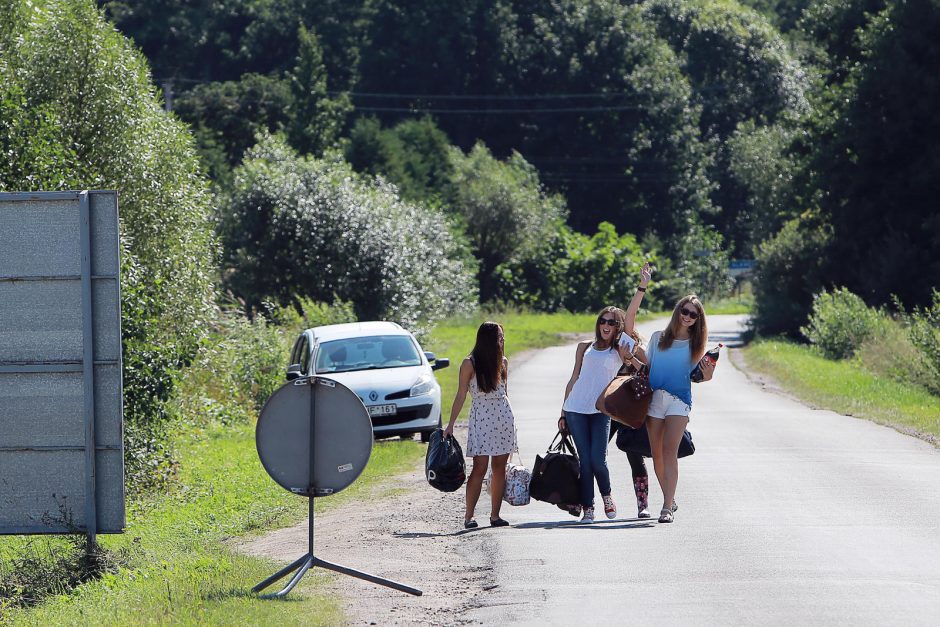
[286,321,450,442]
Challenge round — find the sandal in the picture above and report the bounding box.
[464,519,478,529]
[489,517,510,527]
[658,508,674,523]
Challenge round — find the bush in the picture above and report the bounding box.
[856,314,939,396]
[0,0,219,492]
[221,134,476,333]
[172,299,356,431]
[800,288,881,359]
[905,290,940,395]
[752,217,831,337]
[494,222,662,313]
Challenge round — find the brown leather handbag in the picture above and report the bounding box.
[595,367,652,429]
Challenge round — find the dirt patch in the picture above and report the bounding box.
[237,346,548,624]
[237,422,498,625]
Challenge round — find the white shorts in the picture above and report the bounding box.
[647,389,691,419]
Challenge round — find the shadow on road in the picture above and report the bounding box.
[512,518,655,531]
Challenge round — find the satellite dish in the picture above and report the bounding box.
[252,376,421,599]
[256,376,372,495]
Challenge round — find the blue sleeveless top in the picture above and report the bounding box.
[646,331,696,407]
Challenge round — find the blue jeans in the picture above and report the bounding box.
[565,411,611,508]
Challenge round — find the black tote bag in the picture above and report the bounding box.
[529,430,581,505]
[425,429,466,492]
[613,422,695,459]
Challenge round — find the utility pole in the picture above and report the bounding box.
[163,79,174,112]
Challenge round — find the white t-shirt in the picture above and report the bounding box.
[562,336,633,414]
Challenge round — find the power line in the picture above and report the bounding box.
[353,105,647,114]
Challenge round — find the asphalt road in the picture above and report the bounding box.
[464,314,940,626]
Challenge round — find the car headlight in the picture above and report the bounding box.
[410,373,435,397]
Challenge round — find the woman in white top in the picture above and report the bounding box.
[559,305,645,523]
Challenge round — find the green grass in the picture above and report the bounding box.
[1,425,422,625]
[1,310,617,625]
[704,292,753,315]
[743,339,940,438]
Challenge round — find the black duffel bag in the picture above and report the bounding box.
[529,430,581,506]
[425,429,466,492]
[613,422,695,459]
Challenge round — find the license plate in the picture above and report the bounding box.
[367,404,397,417]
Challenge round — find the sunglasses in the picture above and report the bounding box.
[679,307,699,320]
[598,318,619,327]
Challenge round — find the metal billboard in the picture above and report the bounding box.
[0,191,124,540]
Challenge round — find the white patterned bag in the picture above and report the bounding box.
[502,452,531,506]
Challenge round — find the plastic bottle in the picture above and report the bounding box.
[690,343,722,382]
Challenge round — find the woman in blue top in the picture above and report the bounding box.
[645,294,715,523]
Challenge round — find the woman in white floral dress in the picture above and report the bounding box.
[444,321,517,528]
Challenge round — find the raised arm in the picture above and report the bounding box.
[443,358,474,438]
[624,261,653,333]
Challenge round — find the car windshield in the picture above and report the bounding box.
[314,335,422,373]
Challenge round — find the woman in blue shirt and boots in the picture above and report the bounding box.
[645,295,715,523]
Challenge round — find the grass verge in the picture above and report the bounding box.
[1,424,422,625]
[743,339,940,440]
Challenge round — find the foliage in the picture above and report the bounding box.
[170,298,355,431]
[345,116,455,205]
[98,0,368,88]
[904,290,940,395]
[447,142,567,301]
[662,218,735,303]
[751,217,831,336]
[286,24,351,156]
[726,120,799,247]
[641,0,808,254]
[800,287,881,358]
[0,0,219,492]
[221,134,476,331]
[494,222,662,312]
[0,535,127,612]
[805,0,940,310]
[856,309,939,397]
[358,0,716,242]
[174,73,293,185]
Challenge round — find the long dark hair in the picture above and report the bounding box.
[659,295,707,356]
[594,306,625,351]
[471,321,505,393]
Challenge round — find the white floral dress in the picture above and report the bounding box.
[465,374,517,457]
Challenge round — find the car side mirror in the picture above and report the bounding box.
[431,357,450,371]
[286,363,302,381]
[423,351,435,362]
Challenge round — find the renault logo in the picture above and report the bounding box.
[369,391,378,402]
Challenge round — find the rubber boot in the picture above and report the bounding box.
[634,475,650,519]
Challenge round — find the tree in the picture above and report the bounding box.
[642,0,808,253]
[811,0,940,308]
[221,134,476,330]
[0,0,219,489]
[446,142,567,301]
[287,24,350,156]
[174,73,293,184]
[345,116,455,205]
